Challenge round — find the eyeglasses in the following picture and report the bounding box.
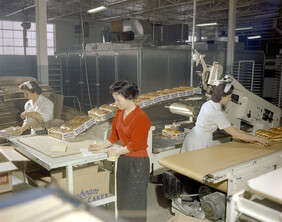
[224,83,232,94]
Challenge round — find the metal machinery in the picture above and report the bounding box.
[192,48,281,133]
[157,49,281,221]
[148,49,281,175]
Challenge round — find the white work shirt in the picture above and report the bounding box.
[24,95,54,123]
[181,100,231,153]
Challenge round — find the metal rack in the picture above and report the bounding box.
[48,57,63,94]
[271,57,282,108]
[232,60,264,97]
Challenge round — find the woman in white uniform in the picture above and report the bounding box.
[181,82,271,153]
[18,81,54,134]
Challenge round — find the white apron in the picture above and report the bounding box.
[181,126,212,153]
[180,100,231,153]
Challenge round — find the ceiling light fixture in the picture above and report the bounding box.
[235,27,253,31]
[196,22,218,27]
[247,35,262,39]
[87,5,108,14]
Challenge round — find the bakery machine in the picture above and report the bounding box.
[192,49,281,132]
[147,48,281,176]
[159,49,281,221]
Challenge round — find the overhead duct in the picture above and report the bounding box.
[122,19,152,39]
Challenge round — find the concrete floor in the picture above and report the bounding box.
[147,181,173,222]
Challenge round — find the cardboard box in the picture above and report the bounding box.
[0,148,29,193]
[51,163,110,204]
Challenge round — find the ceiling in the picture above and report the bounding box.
[0,0,281,41]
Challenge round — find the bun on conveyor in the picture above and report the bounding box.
[172,86,193,91]
[88,107,110,116]
[255,129,268,137]
[88,107,113,122]
[268,127,282,134]
[60,122,82,131]
[69,116,93,124]
[99,104,118,112]
[139,92,162,99]
[276,126,282,130]
[48,126,74,140]
[255,128,282,142]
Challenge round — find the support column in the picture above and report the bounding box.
[35,0,49,84]
[226,0,237,75]
[190,0,196,87]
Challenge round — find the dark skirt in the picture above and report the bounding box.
[117,155,150,222]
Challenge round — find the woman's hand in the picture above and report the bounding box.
[106,148,120,157]
[88,144,104,152]
[20,111,28,119]
[256,136,272,147]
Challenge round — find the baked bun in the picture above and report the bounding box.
[276,126,282,130]
[256,128,282,141]
[172,86,193,91]
[69,116,93,124]
[139,92,162,99]
[255,129,268,137]
[99,104,118,112]
[88,107,110,116]
[268,127,282,134]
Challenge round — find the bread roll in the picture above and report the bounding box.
[255,129,268,137]
[88,107,110,116]
[276,126,282,130]
[48,126,74,140]
[100,104,118,112]
[268,127,282,134]
[69,116,93,124]
[60,122,83,131]
[256,128,282,141]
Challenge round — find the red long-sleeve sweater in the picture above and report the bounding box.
[108,105,151,157]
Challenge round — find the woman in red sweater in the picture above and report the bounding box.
[89,80,151,222]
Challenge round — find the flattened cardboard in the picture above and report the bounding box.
[0,148,29,193]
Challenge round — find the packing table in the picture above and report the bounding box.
[9,134,118,218]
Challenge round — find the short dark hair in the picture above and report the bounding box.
[109,80,139,100]
[210,82,234,103]
[19,80,42,94]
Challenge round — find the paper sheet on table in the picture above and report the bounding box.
[51,144,67,153]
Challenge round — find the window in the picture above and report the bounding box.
[0,20,55,55]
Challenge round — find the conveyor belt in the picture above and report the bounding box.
[159,141,282,192]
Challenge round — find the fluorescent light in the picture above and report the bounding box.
[196,22,218,27]
[247,35,261,39]
[235,27,252,31]
[87,5,108,14]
